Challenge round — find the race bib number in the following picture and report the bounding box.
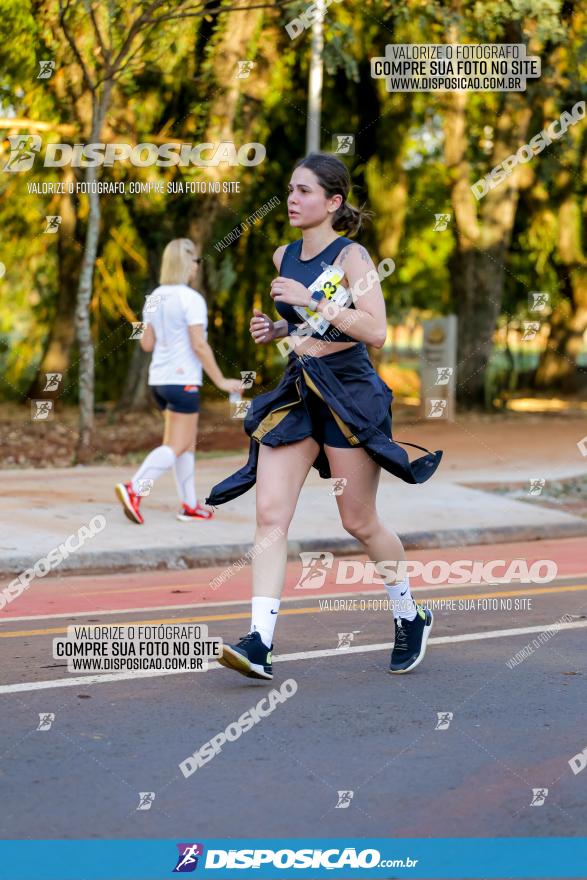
[293,266,350,336]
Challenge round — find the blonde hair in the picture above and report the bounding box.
[159,238,197,285]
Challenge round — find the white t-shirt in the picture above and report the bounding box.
[142,284,208,386]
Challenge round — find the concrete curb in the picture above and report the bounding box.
[2,520,586,579]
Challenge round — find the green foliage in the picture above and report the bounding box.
[0,0,584,404]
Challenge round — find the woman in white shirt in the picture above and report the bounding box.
[115,238,242,525]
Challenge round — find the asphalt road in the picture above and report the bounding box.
[1,541,586,842]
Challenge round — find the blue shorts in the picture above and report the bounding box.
[150,384,200,414]
[305,387,392,448]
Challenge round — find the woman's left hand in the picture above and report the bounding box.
[270,277,311,308]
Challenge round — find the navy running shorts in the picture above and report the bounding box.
[150,384,200,414]
[305,387,392,448]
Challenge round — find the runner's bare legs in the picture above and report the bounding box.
[252,435,320,599]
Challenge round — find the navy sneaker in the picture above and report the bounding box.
[218,631,273,680]
[389,604,433,674]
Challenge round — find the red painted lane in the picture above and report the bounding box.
[1,537,586,619]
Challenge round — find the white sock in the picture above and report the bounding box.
[250,596,280,648]
[130,445,176,495]
[174,451,197,508]
[384,576,417,621]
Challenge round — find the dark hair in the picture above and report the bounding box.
[294,152,373,237]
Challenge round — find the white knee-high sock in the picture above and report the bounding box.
[173,451,197,508]
[250,596,280,648]
[130,445,176,494]
[384,576,417,621]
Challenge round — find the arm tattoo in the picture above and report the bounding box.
[334,244,371,268]
[334,244,352,267]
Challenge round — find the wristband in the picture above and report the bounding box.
[308,289,326,312]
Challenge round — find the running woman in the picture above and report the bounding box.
[115,237,242,525]
[206,153,443,677]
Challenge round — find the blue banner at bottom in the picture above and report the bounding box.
[0,837,585,879]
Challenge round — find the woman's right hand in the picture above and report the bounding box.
[250,308,275,344]
[218,378,244,394]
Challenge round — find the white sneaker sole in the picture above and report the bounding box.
[176,513,213,522]
[388,610,434,674]
[218,644,273,680]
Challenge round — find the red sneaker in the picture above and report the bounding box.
[176,502,214,522]
[115,482,144,525]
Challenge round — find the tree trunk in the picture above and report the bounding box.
[535,172,587,391]
[75,84,112,462]
[443,86,533,408]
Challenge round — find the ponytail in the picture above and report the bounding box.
[332,200,373,237]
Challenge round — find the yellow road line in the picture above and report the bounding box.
[1,583,586,639]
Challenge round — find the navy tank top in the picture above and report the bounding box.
[276,236,357,342]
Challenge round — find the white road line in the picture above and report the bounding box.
[1,619,586,695]
[1,575,585,623]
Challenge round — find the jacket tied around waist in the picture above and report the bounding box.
[205,342,443,507]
